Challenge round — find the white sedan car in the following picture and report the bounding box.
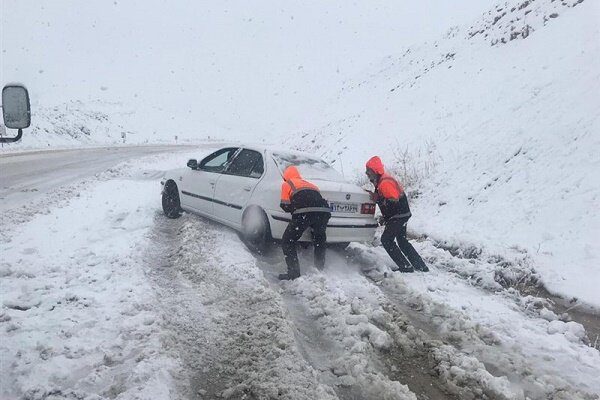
[160,145,377,251]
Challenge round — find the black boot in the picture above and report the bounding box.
[414,263,429,272]
[279,273,300,281]
[398,239,429,272]
[392,265,414,273]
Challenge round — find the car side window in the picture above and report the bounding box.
[199,148,239,173]
[226,149,264,178]
[249,154,264,178]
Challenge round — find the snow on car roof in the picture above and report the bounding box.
[237,143,323,160]
[233,143,343,181]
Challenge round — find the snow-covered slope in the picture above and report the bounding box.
[286,0,600,308]
[1,101,136,149]
[0,100,214,151]
[2,0,501,148]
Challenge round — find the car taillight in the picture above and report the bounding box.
[361,203,376,214]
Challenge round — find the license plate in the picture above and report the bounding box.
[329,202,359,213]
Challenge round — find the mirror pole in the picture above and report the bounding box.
[0,128,23,143]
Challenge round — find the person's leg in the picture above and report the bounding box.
[380,219,413,272]
[311,212,330,270]
[395,219,429,272]
[281,215,308,279]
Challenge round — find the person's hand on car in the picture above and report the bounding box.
[367,190,379,202]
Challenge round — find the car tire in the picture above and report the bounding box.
[162,180,182,219]
[241,206,272,254]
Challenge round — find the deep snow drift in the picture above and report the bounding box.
[285,0,600,308]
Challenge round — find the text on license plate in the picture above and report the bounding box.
[329,202,359,213]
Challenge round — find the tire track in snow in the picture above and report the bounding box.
[146,214,338,400]
[251,256,354,397]
[255,251,453,400]
[149,214,419,400]
[146,209,599,399]
[299,249,506,400]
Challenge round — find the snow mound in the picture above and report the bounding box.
[345,242,600,399]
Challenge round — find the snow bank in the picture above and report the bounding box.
[0,177,178,398]
[0,151,213,399]
[346,241,600,399]
[286,0,600,307]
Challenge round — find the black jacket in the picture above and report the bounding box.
[377,193,411,220]
[281,188,330,214]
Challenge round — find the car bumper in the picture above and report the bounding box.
[268,212,377,243]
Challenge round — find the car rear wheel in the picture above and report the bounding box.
[162,180,182,219]
[242,206,272,254]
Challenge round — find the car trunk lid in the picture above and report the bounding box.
[311,179,373,218]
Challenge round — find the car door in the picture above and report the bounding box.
[180,147,239,216]
[212,148,265,227]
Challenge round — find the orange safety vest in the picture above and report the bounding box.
[280,166,330,214]
[377,172,404,200]
[280,166,320,204]
[366,156,410,219]
[366,156,404,199]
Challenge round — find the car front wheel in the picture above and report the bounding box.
[162,180,182,219]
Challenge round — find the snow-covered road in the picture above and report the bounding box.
[2,148,599,400]
[0,146,193,212]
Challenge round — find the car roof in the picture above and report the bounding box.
[235,143,322,160]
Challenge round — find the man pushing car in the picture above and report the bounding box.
[279,165,331,280]
[365,156,429,273]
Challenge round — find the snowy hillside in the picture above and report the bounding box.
[3,1,599,399]
[3,0,504,149]
[0,100,216,152]
[286,0,600,308]
[0,101,134,150]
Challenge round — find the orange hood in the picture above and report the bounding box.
[283,165,302,181]
[366,156,385,175]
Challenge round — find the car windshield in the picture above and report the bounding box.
[272,152,344,182]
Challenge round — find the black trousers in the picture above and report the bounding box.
[282,212,331,277]
[380,217,428,272]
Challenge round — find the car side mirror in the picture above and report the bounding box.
[187,159,198,170]
[1,84,31,143]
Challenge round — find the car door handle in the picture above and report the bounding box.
[243,186,252,192]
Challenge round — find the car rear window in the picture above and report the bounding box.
[272,152,344,182]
